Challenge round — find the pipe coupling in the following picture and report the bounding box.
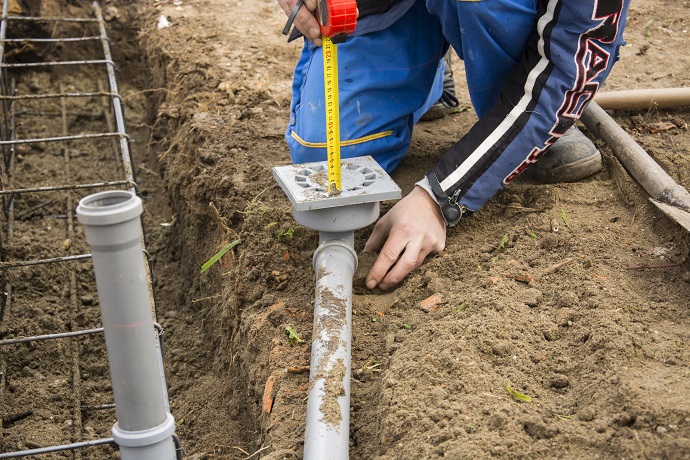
[312,239,358,273]
[111,412,176,448]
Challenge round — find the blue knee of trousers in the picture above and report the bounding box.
[426,0,537,117]
[286,0,445,173]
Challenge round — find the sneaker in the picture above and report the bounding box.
[529,125,603,184]
[420,52,459,122]
[419,93,459,121]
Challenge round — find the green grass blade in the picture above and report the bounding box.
[506,384,532,402]
[200,239,241,274]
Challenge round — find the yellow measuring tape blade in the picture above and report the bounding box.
[322,36,342,195]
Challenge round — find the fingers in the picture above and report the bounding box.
[378,237,425,291]
[364,187,447,290]
[365,231,407,290]
[363,218,390,253]
[295,7,322,45]
[278,0,321,46]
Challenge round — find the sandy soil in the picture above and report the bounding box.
[2,0,690,458]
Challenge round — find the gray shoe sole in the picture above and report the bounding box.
[530,150,603,184]
[527,125,603,184]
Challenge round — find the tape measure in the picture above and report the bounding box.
[317,0,357,195]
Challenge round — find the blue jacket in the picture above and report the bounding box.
[423,0,630,222]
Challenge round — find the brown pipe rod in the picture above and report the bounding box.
[594,87,690,110]
[580,101,690,212]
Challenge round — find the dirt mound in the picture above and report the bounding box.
[4,0,689,458]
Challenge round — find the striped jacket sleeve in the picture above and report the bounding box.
[425,0,630,225]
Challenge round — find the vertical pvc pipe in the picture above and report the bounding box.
[76,190,176,460]
[304,233,357,460]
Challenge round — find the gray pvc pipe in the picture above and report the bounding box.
[304,233,357,460]
[581,101,690,212]
[76,190,176,460]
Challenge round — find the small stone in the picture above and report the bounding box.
[103,6,120,21]
[27,307,45,318]
[491,341,512,357]
[578,406,596,422]
[656,426,668,435]
[519,288,542,307]
[164,310,178,319]
[556,308,575,326]
[514,273,534,284]
[418,293,444,312]
[543,327,560,342]
[541,233,560,250]
[80,295,95,306]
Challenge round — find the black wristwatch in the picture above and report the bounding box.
[426,172,467,227]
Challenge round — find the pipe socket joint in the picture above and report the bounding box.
[313,238,358,273]
[76,190,143,250]
[112,413,176,459]
[76,190,142,226]
[112,412,176,448]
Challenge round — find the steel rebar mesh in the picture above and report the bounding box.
[0,1,167,458]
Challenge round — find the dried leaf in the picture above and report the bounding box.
[648,121,677,134]
[515,274,534,284]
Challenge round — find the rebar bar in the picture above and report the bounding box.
[5,15,98,23]
[0,131,127,145]
[94,1,135,189]
[0,180,131,195]
[0,91,119,100]
[1,59,113,68]
[0,439,115,459]
[0,323,164,347]
[0,1,171,456]
[1,36,102,43]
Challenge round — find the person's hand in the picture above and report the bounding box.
[364,186,446,290]
[277,0,322,46]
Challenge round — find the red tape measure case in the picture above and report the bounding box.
[318,0,357,38]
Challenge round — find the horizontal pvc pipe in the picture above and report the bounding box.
[581,101,690,213]
[304,235,357,460]
[594,87,690,110]
[76,190,176,460]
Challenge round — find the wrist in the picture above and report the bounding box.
[418,173,468,226]
[412,183,446,228]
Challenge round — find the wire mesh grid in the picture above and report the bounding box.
[0,1,172,457]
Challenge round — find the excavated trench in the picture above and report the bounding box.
[0,1,262,458]
[4,1,690,459]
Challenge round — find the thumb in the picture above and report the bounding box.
[363,220,388,252]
